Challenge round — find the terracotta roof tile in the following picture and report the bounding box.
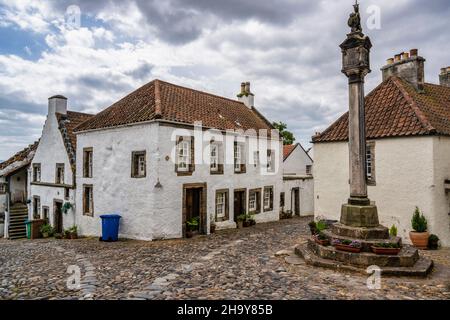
[56,111,95,168]
[313,76,450,143]
[0,141,39,175]
[283,144,296,161]
[74,79,274,133]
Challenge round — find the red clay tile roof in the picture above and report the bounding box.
[0,141,39,175]
[313,76,450,143]
[56,111,94,168]
[74,79,274,133]
[283,144,296,161]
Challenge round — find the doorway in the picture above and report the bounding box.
[53,200,63,233]
[292,188,300,216]
[182,183,207,237]
[234,189,246,222]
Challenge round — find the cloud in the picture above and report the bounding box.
[0,0,449,159]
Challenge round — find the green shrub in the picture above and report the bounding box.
[316,220,327,233]
[186,217,199,231]
[411,207,428,232]
[236,214,247,222]
[389,225,398,237]
[374,242,400,249]
[40,224,54,235]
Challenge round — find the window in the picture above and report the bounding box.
[234,142,246,173]
[366,142,376,185]
[83,148,93,178]
[55,163,64,184]
[33,163,41,182]
[210,144,218,172]
[215,190,229,222]
[306,165,312,175]
[263,186,274,211]
[83,185,93,216]
[0,183,6,194]
[253,151,259,167]
[64,187,70,200]
[267,150,275,172]
[131,151,146,178]
[176,137,194,174]
[42,206,49,221]
[280,192,285,207]
[33,196,40,219]
[248,189,261,214]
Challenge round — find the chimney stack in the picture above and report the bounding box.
[381,49,425,92]
[48,95,68,115]
[237,81,254,108]
[439,66,450,87]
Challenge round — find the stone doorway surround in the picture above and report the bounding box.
[182,183,207,237]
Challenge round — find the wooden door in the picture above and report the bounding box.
[234,190,246,221]
[54,201,63,233]
[293,188,300,216]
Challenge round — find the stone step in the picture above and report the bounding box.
[307,238,419,267]
[321,230,401,252]
[295,243,433,277]
[331,223,390,240]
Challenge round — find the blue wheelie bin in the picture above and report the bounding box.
[99,214,121,242]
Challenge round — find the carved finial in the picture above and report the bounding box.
[348,0,362,33]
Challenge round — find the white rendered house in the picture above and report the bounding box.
[29,96,93,233]
[73,80,283,241]
[282,143,314,216]
[313,50,450,246]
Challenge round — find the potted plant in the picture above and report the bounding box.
[332,239,362,253]
[389,225,398,237]
[243,214,256,227]
[314,232,329,246]
[236,214,246,229]
[308,221,317,235]
[186,217,199,238]
[371,242,401,255]
[409,207,429,249]
[64,228,71,239]
[428,234,440,250]
[69,225,78,239]
[40,224,54,238]
[54,233,63,239]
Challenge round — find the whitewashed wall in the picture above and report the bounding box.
[0,176,5,214]
[75,122,283,241]
[314,136,450,246]
[283,178,314,216]
[282,144,314,216]
[30,107,76,229]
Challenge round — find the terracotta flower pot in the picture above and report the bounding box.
[334,244,361,253]
[409,231,429,249]
[371,246,401,255]
[314,237,329,246]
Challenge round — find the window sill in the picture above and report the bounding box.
[210,170,223,175]
[177,171,193,176]
[131,175,146,179]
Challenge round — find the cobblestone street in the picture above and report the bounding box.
[1,217,449,300]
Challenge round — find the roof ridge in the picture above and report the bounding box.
[391,76,436,133]
[157,79,246,105]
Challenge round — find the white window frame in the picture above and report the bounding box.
[263,189,271,209]
[253,151,259,167]
[33,164,41,182]
[138,154,146,176]
[249,192,257,212]
[234,144,242,172]
[216,192,226,219]
[267,150,274,172]
[210,143,219,172]
[177,140,190,172]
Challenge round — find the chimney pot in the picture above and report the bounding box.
[245,82,251,94]
[237,81,254,108]
[441,68,447,75]
[447,66,450,73]
[387,58,394,65]
[402,52,410,60]
[240,82,246,94]
[48,95,68,115]
[394,54,401,62]
[410,49,418,57]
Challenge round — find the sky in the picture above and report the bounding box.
[0,0,449,160]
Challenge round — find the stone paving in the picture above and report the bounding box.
[0,216,449,300]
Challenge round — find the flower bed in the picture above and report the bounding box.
[371,243,401,255]
[332,239,361,253]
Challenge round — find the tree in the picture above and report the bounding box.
[272,121,296,145]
